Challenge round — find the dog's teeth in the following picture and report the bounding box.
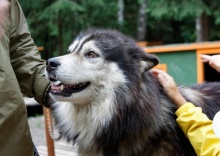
[60,84,64,91]
[54,81,61,85]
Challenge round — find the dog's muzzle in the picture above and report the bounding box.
[46,57,91,97]
[46,58,60,72]
[46,58,60,81]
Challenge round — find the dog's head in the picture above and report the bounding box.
[46,28,159,104]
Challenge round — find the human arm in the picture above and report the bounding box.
[151,69,186,108]
[9,0,50,106]
[151,69,220,156]
[176,103,220,156]
[151,55,220,107]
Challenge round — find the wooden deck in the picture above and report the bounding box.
[37,141,78,156]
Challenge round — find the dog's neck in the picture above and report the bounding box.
[52,94,115,154]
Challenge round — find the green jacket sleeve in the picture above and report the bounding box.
[9,0,50,105]
[175,102,220,156]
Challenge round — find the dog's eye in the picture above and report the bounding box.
[85,51,99,58]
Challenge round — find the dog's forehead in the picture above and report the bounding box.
[68,32,121,53]
[68,35,88,52]
[67,29,141,63]
[69,39,79,52]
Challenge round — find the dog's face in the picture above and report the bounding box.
[46,29,159,105]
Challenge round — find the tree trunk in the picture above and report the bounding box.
[136,0,147,41]
[196,12,209,42]
[58,12,63,55]
[117,0,124,30]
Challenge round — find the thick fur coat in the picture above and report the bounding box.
[46,28,220,156]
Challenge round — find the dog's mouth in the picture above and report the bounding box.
[50,80,90,97]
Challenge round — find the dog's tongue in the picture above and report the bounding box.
[51,81,63,91]
[51,84,62,91]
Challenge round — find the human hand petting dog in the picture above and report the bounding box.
[201,54,220,73]
[151,69,187,108]
[151,54,220,107]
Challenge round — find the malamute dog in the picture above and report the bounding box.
[46,28,220,156]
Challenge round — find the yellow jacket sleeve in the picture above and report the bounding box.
[175,102,220,156]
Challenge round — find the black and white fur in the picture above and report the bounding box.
[46,28,220,156]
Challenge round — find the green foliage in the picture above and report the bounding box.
[18,0,220,58]
[147,0,220,42]
[147,0,211,20]
[75,0,118,31]
[122,0,139,37]
[40,0,84,18]
[19,0,119,58]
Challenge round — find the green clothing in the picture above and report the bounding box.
[0,0,50,155]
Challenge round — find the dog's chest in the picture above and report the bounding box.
[53,101,114,147]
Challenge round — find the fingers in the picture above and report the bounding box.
[209,61,220,73]
[151,69,160,77]
[151,69,186,107]
[151,69,168,78]
[200,55,220,73]
[209,61,215,68]
[157,73,167,86]
[151,69,165,85]
[200,54,213,62]
[151,69,175,88]
[151,69,172,82]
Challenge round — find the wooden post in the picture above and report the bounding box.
[43,107,55,156]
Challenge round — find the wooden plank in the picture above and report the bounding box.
[144,41,220,53]
[43,107,55,156]
[37,141,78,156]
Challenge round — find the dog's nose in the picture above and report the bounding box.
[46,58,60,72]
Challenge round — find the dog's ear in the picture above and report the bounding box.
[139,52,159,71]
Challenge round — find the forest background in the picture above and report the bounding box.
[19,0,220,59]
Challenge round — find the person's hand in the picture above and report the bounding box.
[151,69,187,108]
[201,55,220,73]
[44,87,55,108]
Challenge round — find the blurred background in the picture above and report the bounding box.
[19,0,220,59]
